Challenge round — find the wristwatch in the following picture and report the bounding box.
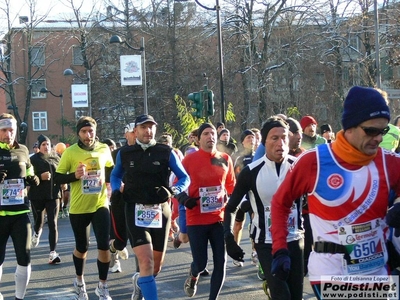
[171,186,178,195]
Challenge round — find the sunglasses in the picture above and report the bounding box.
[359,126,390,137]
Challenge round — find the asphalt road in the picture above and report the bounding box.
[0,215,317,299]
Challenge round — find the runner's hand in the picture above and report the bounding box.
[26,175,40,186]
[0,170,7,183]
[176,192,199,209]
[387,203,400,231]
[271,248,291,281]
[225,234,245,262]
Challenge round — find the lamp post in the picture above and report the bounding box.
[175,0,226,123]
[109,35,148,114]
[63,68,92,117]
[373,0,381,88]
[40,88,64,141]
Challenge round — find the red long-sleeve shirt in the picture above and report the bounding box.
[182,148,236,226]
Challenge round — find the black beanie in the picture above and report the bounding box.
[240,129,255,143]
[286,118,302,134]
[261,117,289,145]
[342,86,390,130]
[76,118,97,134]
[218,128,229,138]
[198,123,216,138]
[320,124,333,134]
[37,134,50,147]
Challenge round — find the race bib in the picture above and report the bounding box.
[1,179,25,206]
[81,170,102,194]
[266,203,298,238]
[338,219,386,275]
[199,185,224,213]
[135,203,162,228]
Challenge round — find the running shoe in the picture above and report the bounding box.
[95,282,112,300]
[109,241,129,260]
[31,229,42,248]
[110,259,121,273]
[48,251,61,264]
[63,207,69,217]
[74,278,88,300]
[184,269,199,297]
[232,259,244,267]
[110,252,121,273]
[263,280,272,300]
[131,272,143,300]
[257,263,266,281]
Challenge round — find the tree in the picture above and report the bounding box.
[0,0,51,144]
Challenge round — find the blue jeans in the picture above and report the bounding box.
[187,222,227,300]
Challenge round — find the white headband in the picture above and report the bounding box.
[0,118,17,130]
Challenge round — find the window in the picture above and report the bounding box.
[349,35,359,52]
[31,79,46,98]
[32,112,47,131]
[73,46,84,65]
[30,46,45,66]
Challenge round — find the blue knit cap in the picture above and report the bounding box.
[341,86,390,130]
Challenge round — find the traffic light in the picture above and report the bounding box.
[19,122,28,144]
[188,92,204,118]
[206,90,214,117]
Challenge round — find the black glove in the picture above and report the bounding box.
[225,234,245,262]
[387,203,400,229]
[176,192,200,209]
[271,248,291,281]
[110,190,123,204]
[26,175,40,186]
[0,171,7,184]
[155,186,172,202]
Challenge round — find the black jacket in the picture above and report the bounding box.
[0,142,37,211]
[119,143,172,204]
[28,152,61,200]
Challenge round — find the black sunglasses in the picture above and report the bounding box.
[359,126,390,137]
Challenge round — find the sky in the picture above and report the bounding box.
[3,0,223,32]
[8,0,221,19]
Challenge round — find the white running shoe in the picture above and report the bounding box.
[74,279,88,300]
[48,251,61,264]
[118,247,129,260]
[110,241,129,260]
[110,259,121,273]
[95,282,112,300]
[31,228,42,248]
[232,259,244,267]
